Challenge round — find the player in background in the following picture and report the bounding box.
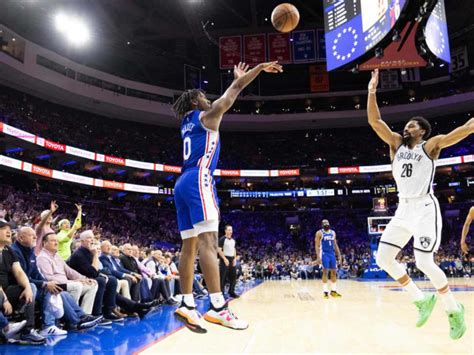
[315,219,342,299]
[368,68,471,340]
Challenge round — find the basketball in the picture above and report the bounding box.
[271,3,300,33]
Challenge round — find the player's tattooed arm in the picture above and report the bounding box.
[367,69,402,154]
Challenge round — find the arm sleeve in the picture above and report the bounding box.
[218,237,225,248]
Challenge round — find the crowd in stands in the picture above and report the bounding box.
[1,85,472,175]
[0,179,472,345]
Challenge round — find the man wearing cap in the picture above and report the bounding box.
[35,201,58,256]
[37,232,99,317]
[0,219,46,344]
[57,204,82,261]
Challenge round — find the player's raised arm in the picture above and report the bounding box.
[367,69,402,150]
[424,118,474,159]
[201,61,282,131]
[461,206,474,254]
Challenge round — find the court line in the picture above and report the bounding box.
[134,280,265,355]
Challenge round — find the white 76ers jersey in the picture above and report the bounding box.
[392,142,435,198]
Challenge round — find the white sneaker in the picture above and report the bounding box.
[174,294,183,303]
[204,305,249,330]
[174,304,207,333]
[39,325,68,337]
[2,320,27,338]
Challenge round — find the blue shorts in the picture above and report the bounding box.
[174,168,220,238]
[322,253,337,269]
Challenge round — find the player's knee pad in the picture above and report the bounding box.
[414,251,448,289]
[376,244,406,279]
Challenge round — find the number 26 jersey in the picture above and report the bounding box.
[392,142,435,198]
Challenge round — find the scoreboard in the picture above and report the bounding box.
[324,0,407,70]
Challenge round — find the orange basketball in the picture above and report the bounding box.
[271,3,300,33]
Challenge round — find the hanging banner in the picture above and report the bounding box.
[184,64,201,90]
[292,30,317,63]
[219,36,242,69]
[267,33,292,64]
[316,29,326,61]
[243,34,266,66]
[309,64,330,92]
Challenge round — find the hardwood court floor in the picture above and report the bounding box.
[140,278,473,354]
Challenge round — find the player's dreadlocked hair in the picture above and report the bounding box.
[172,89,203,120]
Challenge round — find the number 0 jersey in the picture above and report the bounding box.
[392,142,435,198]
[181,110,220,174]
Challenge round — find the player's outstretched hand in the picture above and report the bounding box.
[260,61,283,73]
[461,241,469,254]
[368,68,379,93]
[233,62,250,80]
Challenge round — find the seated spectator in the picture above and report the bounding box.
[57,204,82,261]
[67,230,123,322]
[99,241,134,300]
[69,231,158,320]
[36,233,99,318]
[0,219,45,344]
[12,227,66,336]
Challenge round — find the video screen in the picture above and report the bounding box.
[323,0,406,71]
[425,0,450,63]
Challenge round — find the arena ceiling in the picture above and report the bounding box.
[0,0,473,90]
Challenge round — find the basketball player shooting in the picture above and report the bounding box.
[315,219,342,299]
[171,61,283,333]
[368,68,472,340]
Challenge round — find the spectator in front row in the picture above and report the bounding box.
[67,230,123,323]
[100,241,138,300]
[0,219,45,344]
[69,231,159,320]
[36,233,99,318]
[11,227,101,335]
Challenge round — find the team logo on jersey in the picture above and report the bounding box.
[420,236,432,249]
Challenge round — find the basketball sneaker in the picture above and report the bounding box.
[414,293,437,327]
[323,292,329,299]
[174,303,207,334]
[330,291,342,298]
[204,303,249,330]
[447,303,466,340]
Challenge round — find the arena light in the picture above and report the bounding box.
[54,13,90,46]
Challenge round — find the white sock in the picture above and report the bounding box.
[183,294,195,308]
[323,283,328,293]
[403,280,424,302]
[439,289,459,312]
[330,282,337,292]
[210,292,226,309]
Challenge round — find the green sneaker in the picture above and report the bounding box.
[447,303,466,340]
[414,294,437,328]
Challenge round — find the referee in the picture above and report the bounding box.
[218,224,239,298]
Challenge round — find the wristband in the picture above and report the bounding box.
[368,90,376,94]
